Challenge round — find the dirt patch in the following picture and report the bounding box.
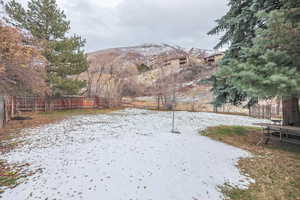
[202,126,300,200]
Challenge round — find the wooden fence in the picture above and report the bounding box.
[249,104,282,119]
[0,96,14,128]
[123,99,284,119]
[0,95,284,129]
[14,96,103,112]
[0,96,4,128]
[0,96,111,128]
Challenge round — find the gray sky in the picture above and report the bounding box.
[19,0,228,52]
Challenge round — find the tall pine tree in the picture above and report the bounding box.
[226,10,300,125]
[209,0,300,125]
[6,0,88,95]
[208,0,282,107]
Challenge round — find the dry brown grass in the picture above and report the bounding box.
[124,100,253,117]
[0,160,33,194]
[202,126,300,200]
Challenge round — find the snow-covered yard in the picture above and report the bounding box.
[1,109,268,200]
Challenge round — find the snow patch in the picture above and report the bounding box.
[1,109,269,200]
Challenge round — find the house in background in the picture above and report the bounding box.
[163,56,189,68]
[204,52,224,65]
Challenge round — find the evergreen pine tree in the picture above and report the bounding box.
[209,0,300,125]
[6,0,88,95]
[208,0,282,107]
[227,10,300,125]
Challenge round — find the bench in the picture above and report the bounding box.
[254,123,300,145]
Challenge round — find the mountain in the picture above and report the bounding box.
[76,43,221,110]
[86,43,218,72]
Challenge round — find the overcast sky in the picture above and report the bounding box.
[18,0,228,53]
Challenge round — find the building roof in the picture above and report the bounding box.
[204,52,224,59]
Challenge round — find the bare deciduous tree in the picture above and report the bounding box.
[150,66,183,110]
[0,21,49,95]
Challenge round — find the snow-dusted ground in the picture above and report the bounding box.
[1,109,268,200]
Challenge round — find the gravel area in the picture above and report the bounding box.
[1,109,269,200]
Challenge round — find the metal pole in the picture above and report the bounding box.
[171,74,180,134]
[172,110,175,132]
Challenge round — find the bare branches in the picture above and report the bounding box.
[0,22,49,95]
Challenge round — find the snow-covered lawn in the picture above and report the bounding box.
[1,109,268,200]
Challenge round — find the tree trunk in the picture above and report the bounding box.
[282,97,300,126]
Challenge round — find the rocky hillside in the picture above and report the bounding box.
[88,43,186,71]
[86,43,219,72]
[77,43,220,108]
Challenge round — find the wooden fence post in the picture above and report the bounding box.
[0,96,4,128]
[33,96,36,112]
[11,96,15,118]
[44,97,47,112]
